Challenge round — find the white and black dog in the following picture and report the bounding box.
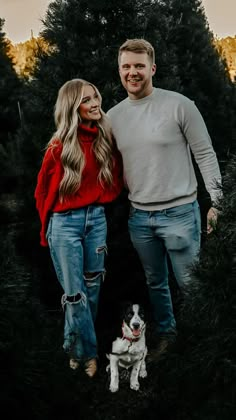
[106,303,147,392]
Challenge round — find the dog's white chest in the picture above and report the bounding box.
[112,337,146,368]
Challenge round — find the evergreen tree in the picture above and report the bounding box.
[0,19,22,144]
[0,18,22,191]
[40,0,162,107]
[157,0,236,162]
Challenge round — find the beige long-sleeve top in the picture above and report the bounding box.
[107,88,222,210]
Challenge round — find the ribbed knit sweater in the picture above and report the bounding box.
[35,123,123,246]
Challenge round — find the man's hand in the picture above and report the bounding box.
[207,207,218,234]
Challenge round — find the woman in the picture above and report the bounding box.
[35,79,123,377]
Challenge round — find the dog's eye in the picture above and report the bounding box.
[139,310,145,318]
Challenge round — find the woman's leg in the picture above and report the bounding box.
[47,209,97,361]
[83,205,107,322]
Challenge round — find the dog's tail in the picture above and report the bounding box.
[106,353,110,360]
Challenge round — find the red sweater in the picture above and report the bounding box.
[35,124,123,246]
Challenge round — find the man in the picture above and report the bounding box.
[107,39,222,356]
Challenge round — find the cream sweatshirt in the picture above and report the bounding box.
[107,88,222,210]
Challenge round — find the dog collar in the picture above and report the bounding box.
[122,335,140,342]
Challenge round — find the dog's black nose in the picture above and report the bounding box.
[132,322,140,330]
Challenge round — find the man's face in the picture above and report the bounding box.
[119,51,156,100]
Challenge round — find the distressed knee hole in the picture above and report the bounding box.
[61,291,86,308]
[96,245,107,255]
[84,272,101,279]
[65,292,81,303]
[84,271,105,285]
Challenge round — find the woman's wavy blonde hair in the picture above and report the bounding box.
[49,78,114,201]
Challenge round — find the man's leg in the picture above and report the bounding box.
[128,207,176,336]
[162,201,201,289]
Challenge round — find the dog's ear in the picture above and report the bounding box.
[137,304,145,319]
[120,301,133,318]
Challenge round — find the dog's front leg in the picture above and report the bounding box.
[130,360,142,391]
[139,358,147,378]
[109,354,119,393]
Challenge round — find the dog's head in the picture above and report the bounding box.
[122,303,146,340]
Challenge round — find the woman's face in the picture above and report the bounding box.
[78,85,101,126]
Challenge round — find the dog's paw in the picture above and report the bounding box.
[109,384,119,393]
[130,381,140,391]
[139,368,147,378]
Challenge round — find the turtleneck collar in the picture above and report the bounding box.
[78,123,99,142]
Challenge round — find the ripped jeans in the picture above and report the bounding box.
[46,205,107,361]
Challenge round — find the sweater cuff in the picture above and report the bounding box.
[208,178,223,207]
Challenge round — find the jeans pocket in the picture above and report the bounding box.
[95,205,105,217]
[129,206,136,218]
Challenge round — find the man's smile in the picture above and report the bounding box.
[128,78,142,84]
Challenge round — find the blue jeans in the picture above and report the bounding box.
[46,205,107,361]
[128,200,201,336]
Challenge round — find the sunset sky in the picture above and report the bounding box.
[0,0,235,44]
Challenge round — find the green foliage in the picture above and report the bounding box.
[39,0,162,106]
[0,19,22,143]
[0,18,23,191]
[153,0,236,162]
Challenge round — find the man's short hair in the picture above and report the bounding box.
[118,39,155,65]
